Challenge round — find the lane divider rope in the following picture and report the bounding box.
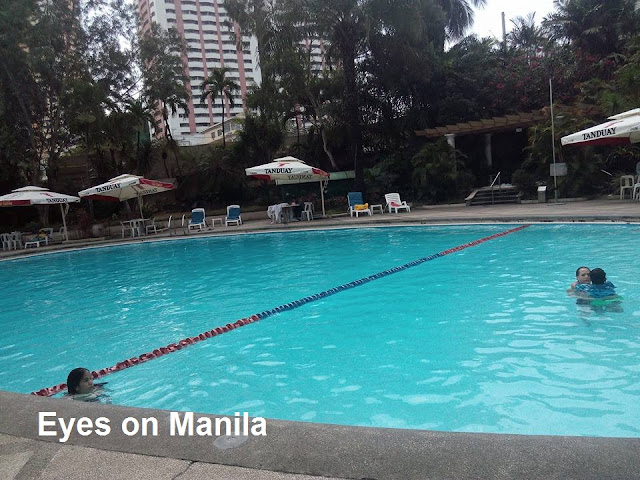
[32,224,530,396]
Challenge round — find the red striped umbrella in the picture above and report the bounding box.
[78,174,174,217]
[0,186,80,241]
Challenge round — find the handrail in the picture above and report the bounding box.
[489,171,501,188]
[490,172,501,204]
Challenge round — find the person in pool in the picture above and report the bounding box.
[66,368,109,402]
[567,266,591,293]
[575,268,617,299]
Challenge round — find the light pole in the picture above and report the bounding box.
[549,78,559,203]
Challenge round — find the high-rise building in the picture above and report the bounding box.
[136,0,262,145]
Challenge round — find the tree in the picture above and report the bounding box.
[545,0,640,55]
[200,67,240,148]
[0,0,39,189]
[508,13,546,56]
[0,0,138,191]
[139,23,190,177]
[298,0,487,189]
[139,24,189,142]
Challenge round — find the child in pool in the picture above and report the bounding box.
[567,266,590,293]
[66,368,110,403]
[575,268,618,299]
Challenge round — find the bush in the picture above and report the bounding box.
[512,169,538,199]
[410,139,474,203]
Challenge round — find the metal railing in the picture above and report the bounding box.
[489,172,501,204]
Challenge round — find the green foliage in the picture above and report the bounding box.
[139,23,189,140]
[200,68,240,148]
[519,117,615,198]
[0,0,141,193]
[410,139,473,203]
[544,0,640,59]
[236,114,284,164]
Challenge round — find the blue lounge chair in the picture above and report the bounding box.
[188,208,207,232]
[347,192,371,217]
[226,205,242,226]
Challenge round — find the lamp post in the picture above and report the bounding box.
[549,78,559,203]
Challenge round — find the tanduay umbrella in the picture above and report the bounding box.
[561,108,640,147]
[79,174,174,218]
[245,156,330,216]
[0,186,80,241]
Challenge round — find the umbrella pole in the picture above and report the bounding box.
[60,204,69,241]
[138,194,144,218]
[319,180,326,217]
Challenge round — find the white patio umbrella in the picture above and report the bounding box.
[78,174,174,218]
[0,186,80,241]
[561,108,640,147]
[245,157,330,216]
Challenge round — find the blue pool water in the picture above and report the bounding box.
[1,224,639,437]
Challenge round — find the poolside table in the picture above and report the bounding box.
[120,218,151,238]
[370,204,384,214]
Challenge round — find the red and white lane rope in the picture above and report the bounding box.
[32,224,530,396]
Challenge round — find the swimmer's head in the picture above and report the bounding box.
[575,266,591,284]
[67,367,93,395]
[590,268,606,285]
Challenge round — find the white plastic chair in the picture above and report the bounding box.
[633,175,640,201]
[384,193,411,213]
[120,221,135,238]
[302,202,314,221]
[225,205,242,226]
[1,233,15,251]
[620,175,634,199]
[146,216,171,235]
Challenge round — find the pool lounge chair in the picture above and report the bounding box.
[347,192,372,217]
[226,205,242,226]
[384,193,411,213]
[188,208,207,232]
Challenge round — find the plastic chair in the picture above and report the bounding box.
[620,175,634,199]
[633,175,640,201]
[188,208,207,232]
[120,221,135,238]
[146,216,171,235]
[226,205,242,226]
[1,233,16,251]
[384,193,411,213]
[347,192,371,217]
[302,202,314,221]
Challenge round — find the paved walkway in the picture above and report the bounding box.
[2,198,640,260]
[2,197,640,479]
[0,433,343,480]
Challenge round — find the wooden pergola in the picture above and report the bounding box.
[415,104,600,138]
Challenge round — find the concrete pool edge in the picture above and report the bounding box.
[1,391,638,480]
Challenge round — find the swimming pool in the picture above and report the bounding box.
[1,224,639,437]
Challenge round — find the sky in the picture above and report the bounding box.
[470,0,556,40]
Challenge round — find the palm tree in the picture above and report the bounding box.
[509,12,546,56]
[124,97,158,174]
[302,0,486,189]
[227,0,487,187]
[200,67,240,148]
[544,0,640,57]
[139,24,190,176]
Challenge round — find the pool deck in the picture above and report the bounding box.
[2,197,640,261]
[1,197,640,479]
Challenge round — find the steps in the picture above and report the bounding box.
[465,185,521,206]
